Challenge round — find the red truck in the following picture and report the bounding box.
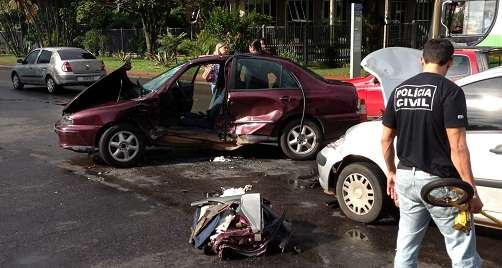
[348,48,491,119]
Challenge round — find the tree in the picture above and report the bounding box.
[0,0,28,56]
[13,0,79,48]
[114,0,179,55]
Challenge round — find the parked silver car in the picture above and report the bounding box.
[11,47,106,93]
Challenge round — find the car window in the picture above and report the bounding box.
[58,49,96,60]
[37,50,52,64]
[232,58,298,90]
[462,77,502,130]
[446,55,471,79]
[25,50,40,64]
[281,69,299,88]
[141,64,183,93]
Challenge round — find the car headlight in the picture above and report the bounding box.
[327,135,345,149]
[61,115,74,125]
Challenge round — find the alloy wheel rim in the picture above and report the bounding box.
[47,78,55,93]
[13,76,19,88]
[108,131,140,162]
[287,125,317,155]
[342,173,375,215]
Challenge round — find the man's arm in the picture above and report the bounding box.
[381,126,397,201]
[446,127,483,213]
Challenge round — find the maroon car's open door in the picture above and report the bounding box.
[224,56,303,144]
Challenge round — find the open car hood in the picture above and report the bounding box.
[360,47,422,106]
[63,63,137,114]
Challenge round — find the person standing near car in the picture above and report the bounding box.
[381,39,483,268]
[202,43,229,95]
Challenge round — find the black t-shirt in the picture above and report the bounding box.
[382,72,468,178]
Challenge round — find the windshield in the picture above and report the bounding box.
[140,64,184,93]
[444,0,497,44]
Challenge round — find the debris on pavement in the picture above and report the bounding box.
[189,188,291,259]
[211,156,231,162]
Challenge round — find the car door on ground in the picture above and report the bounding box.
[463,77,502,219]
[19,49,40,83]
[34,50,53,85]
[226,57,302,137]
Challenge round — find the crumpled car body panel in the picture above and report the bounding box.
[190,193,291,259]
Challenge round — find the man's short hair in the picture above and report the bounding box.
[422,39,454,66]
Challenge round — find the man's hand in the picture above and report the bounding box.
[386,171,398,206]
[469,195,483,213]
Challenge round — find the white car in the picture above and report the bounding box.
[317,47,502,229]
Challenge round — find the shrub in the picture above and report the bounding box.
[201,7,271,53]
[82,29,109,55]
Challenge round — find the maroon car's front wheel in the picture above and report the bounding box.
[280,119,322,160]
[98,124,146,167]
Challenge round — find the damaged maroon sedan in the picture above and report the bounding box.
[55,54,364,167]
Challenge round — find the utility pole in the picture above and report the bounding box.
[431,0,442,39]
[383,0,390,47]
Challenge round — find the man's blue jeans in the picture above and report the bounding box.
[394,168,482,268]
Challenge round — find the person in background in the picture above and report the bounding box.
[248,39,262,55]
[260,38,273,55]
[202,43,228,95]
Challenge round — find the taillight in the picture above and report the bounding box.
[61,61,72,72]
[100,61,105,71]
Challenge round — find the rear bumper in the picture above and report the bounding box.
[55,120,101,152]
[53,71,106,86]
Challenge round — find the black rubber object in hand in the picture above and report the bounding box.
[421,178,474,207]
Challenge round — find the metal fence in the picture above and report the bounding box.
[388,20,431,48]
[2,23,430,65]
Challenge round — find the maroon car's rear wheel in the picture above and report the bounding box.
[98,124,145,167]
[280,119,322,160]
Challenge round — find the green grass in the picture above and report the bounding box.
[0,54,16,66]
[0,53,362,79]
[98,56,173,74]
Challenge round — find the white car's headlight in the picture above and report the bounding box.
[61,115,74,125]
[327,135,345,149]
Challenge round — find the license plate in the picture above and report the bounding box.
[77,76,100,82]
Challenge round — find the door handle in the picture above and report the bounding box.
[489,145,502,155]
[279,96,290,102]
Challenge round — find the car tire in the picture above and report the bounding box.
[46,76,59,94]
[12,73,24,90]
[280,119,322,160]
[336,162,386,223]
[98,124,146,168]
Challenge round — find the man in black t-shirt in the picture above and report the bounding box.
[381,39,483,267]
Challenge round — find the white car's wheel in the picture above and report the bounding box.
[12,73,24,90]
[46,76,59,94]
[336,162,386,223]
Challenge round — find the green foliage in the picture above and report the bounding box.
[201,7,271,53]
[157,32,187,63]
[279,50,302,65]
[112,51,131,62]
[145,51,172,67]
[82,30,110,55]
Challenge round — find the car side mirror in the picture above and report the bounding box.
[17,59,25,64]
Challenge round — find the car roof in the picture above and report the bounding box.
[456,66,502,86]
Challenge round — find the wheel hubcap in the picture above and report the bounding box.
[108,131,140,162]
[342,173,375,215]
[287,125,317,155]
[13,76,19,87]
[47,79,54,92]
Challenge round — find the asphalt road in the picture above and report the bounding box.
[0,68,501,267]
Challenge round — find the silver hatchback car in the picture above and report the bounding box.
[11,47,107,93]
